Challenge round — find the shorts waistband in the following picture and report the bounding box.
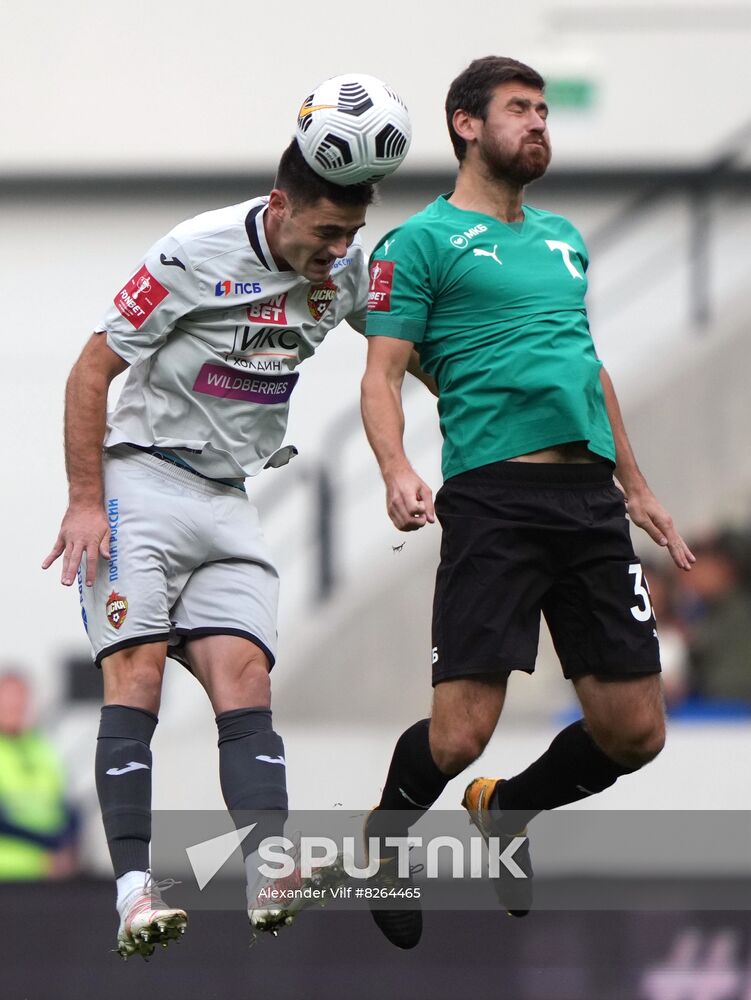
[450,460,616,488]
[109,445,247,498]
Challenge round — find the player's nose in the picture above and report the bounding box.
[328,235,349,259]
[528,109,547,132]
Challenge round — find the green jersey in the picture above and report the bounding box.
[365,195,615,480]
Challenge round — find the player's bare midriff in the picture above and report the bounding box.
[507,441,601,464]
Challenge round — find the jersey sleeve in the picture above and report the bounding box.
[365,226,433,343]
[345,255,369,335]
[95,234,202,365]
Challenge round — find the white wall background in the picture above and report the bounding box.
[2,0,751,174]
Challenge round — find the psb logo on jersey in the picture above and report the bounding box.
[114,266,169,329]
[449,223,488,249]
[215,280,264,297]
[307,279,337,321]
[367,260,395,311]
[106,591,128,630]
[246,293,288,326]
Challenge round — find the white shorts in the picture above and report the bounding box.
[78,447,279,669]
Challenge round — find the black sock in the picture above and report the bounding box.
[491,720,634,827]
[216,707,287,857]
[95,704,157,877]
[375,719,451,833]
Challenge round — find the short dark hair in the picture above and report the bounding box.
[274,139,375,208]
[445,56,546,162]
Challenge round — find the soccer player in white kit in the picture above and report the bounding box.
[42,139,393,957]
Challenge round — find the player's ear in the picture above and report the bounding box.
[267,189,290,218]
[452,108,480,145]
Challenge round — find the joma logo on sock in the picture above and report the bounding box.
[106,761,150,776]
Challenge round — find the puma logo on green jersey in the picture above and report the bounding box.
[473,245,503,267]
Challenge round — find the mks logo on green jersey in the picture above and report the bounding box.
[449,224,488,249]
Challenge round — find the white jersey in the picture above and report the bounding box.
[97,197,368,478]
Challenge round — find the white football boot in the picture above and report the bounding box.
[247,839,348,937]
[116,872,187,959]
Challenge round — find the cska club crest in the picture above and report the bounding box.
[106,591,128,630]
[307,279,337,321]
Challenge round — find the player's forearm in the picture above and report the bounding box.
[361,370,412,478]
[600,367,649,495]
[64,358,110,506]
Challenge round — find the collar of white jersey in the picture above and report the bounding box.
[245,199,279,272]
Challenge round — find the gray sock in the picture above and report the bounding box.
[216,707,288,857]
[95,704,157,878]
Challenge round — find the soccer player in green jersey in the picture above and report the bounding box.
[361,56,695,949]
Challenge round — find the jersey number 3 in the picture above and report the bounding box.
[628,564,653,622]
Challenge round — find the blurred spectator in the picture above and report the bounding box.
[0,670,79,879]
[679,530,751,705]
[643,560,690,707]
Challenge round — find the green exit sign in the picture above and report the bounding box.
[545,77,596,109]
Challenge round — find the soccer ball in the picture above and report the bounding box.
[296,73,412,186]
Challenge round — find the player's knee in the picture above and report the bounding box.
[236,658,271,704]
[102,649,164,710]
[599,719,666,770]
[208,651,271,711]
[631,722,666,766]
[430,727,488,775]
[236,648,270,685]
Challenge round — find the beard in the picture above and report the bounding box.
[479,137,551,185]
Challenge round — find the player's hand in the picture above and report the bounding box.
[42,504,111,587]
[624,488,695,571]
[384,468,435,532]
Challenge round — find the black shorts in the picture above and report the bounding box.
[431,461,661,685]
